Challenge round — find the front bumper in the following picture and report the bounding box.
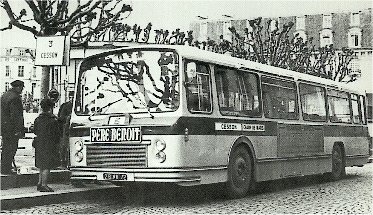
[69,166,227,186]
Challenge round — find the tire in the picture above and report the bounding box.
[226,145,253,199]
[329,145,345,181]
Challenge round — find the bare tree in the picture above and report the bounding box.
[1,0,132,98]
[211,17,356,82]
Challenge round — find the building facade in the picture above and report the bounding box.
[189,8,372,91]
[0,47,42,113]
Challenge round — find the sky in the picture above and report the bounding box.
[0,0,372,48]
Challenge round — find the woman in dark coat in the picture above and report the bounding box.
[33,99,60,192]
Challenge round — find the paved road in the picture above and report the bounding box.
[3,163,372,214]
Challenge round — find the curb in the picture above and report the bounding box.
[1,170,70,190]
[1,185,118,210]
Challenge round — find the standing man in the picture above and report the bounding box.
[57,92,73,168]
[1,80,25,175]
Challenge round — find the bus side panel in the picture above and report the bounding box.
[324,125,370,166]
[255,157,331,182]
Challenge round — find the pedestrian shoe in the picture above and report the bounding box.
[37,184,42,191]
[39,186,54,192]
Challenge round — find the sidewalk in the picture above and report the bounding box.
[0,138,118,210]
[1,164,117,210]
[1,179,117,210]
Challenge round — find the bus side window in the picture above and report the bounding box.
[359,95,367,125]
[185,61,212,113]
[299,83,327,122]
[351,94,361,124]
[328,90,351,123]
[261,77,298,120]
[215,68,260,117]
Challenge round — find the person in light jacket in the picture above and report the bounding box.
[33,98,60,192]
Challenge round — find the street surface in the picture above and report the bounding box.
[3,163,372,214]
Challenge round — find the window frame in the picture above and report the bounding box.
[18,65,24,77]
[327,89,352,124]
[184,59,213,114]
[5,82,10,91]
[215,66,262,118]
[261,76,299,120]
[299,83,327,122]
[359,95,367,125]
[350,93,361,124]
[5,65,10,77]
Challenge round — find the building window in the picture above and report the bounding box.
[18,65,24,77]
[5,82,10,91]
[199,22,207,42]
[6,49,12,55]
[348,58,361,76]
[19,49,25,56]
[348,27,362,48]
[223,20,232,42]
[320,29,333,47]
[33,67,37,77]
[322,14,332,29]
[31,83,36,96]
[351,12,360,26]
[5,65,11,77]
[296,16,305,30]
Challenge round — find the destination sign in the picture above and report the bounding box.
[35,36,69,66]
[215,122,265,131]
[90,126,141,143]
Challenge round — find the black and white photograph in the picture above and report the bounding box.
[0,0,372,214]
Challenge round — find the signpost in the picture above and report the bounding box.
[35,36,70,66]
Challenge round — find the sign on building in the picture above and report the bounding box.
[35,36,70,66]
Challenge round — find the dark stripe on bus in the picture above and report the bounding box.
[69,117,369,138]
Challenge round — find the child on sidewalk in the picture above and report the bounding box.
[33,99,60,192]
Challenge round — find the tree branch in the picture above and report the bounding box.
[2,0,38,34]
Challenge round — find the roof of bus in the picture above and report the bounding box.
[89,44,365,95]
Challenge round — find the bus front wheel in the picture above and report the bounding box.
[328,145,345,181]
[226,145,253,199]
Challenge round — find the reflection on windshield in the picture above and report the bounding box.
[76,50,179,115]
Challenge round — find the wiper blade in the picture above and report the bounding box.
[146,107,154,119]
[88,98,124,121]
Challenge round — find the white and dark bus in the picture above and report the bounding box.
[69,45,370,198]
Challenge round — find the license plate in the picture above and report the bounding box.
[103,173,128,181]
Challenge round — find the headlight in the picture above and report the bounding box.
[75,151,84,162]
[155,139,166,151]
[75,140,83,151]
[155,151,166,163]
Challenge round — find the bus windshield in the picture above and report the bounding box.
[75,49,180,115]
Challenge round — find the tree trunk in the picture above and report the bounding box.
[40,66,50,99]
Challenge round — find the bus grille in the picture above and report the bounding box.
[86,144,147,168]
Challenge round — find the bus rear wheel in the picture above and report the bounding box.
[328,145,345,181]
[226,145,252,199]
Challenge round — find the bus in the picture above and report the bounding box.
[68,44,370,198]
